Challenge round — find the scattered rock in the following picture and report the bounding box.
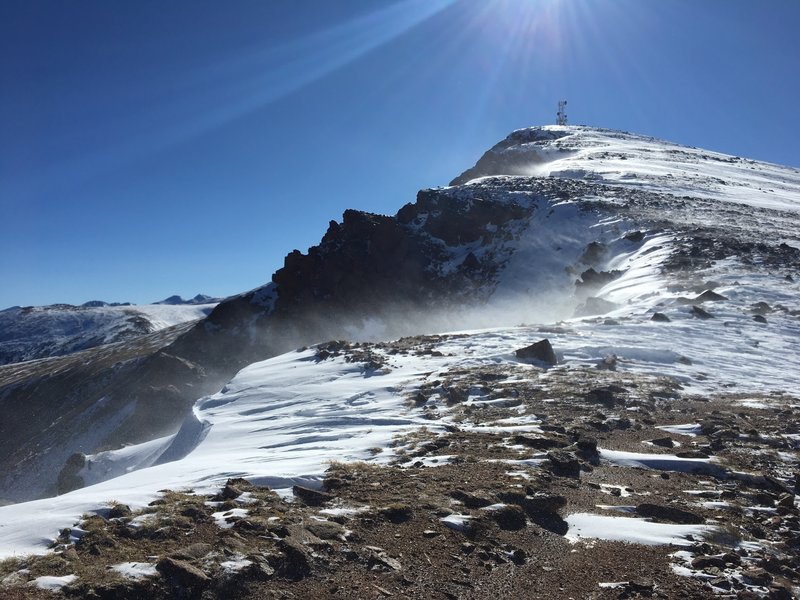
[651,312,671,322]
[648,437,676,448]
[753,314,768,324]
[596,354,618,370]
[742,567,772,586]
[169,542,212,561]
[546,450,581,478]
[155,557,210,589]
[275,538,312,580]
[292,485,332,506]
[305,520,346,540]
[585,388,618,408]
[695,290,727,302]
[380,503,414,523]
[635,503,703,524]
[691,305,714,319]
[515,339,557,365]
[450,490,494,509]
[491,505,527,531]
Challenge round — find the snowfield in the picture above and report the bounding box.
[1,126,799,574]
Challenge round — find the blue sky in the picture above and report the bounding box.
[2,0,799,308]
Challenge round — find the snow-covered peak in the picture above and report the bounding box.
[0,301,218,365]
[453,125,800,213]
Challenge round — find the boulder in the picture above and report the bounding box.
[635,503,703,524]
[292,485,332,506]
[491,505,527,530]
[155,557,209,589]
[514,339,557,365]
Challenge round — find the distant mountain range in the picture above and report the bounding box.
[0,296,220,366]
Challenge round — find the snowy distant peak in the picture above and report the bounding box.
[154,294,221,305]
[0,301,219,365]
[451,125,800,214]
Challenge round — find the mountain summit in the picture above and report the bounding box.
[1,126,799,598]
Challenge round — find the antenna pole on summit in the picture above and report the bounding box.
[556,100,568,126]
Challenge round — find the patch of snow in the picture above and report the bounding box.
[31,574,77,590]
[566,513,715,546]
[657,424,702,437]
[220,556,252,573]
[110,562,158,579]
[440,514,472,532]
[599,448,726,476]
[212,508,249,529]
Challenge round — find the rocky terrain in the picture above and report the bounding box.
[0,335,797,599]
[1,125,799,598]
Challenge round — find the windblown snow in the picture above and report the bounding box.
[1,126,799,560]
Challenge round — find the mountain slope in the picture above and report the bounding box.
[1,125,798,507]
[0,301,218,366]
[1,125,799,598]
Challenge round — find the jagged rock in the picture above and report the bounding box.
[292,485,332,506]
[220,482,243,500]
[754,314,768,323]
[691,305,714,319]
[515,339,557,365]
[546,451,581,477]
[575,436,600,463]
[275,538,312,580]
[651,312,671,322]
[579,241,608,266]
[695,290,727,302]
[635,503,703,524]
[241,555,276,580]
[156,557,210,588]
[617,580,655,598]
[576,268,622,290]
[750,301,773,315]
[364,546,402,572]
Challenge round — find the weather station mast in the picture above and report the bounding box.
[556,100,568,126]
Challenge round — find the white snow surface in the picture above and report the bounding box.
[468,125,800,214]
[110,562,158,580]
[566,513,714,546]
[31,574,78,590]
[2,126,800,558]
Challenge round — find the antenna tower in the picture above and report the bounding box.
[556,100,568,126]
